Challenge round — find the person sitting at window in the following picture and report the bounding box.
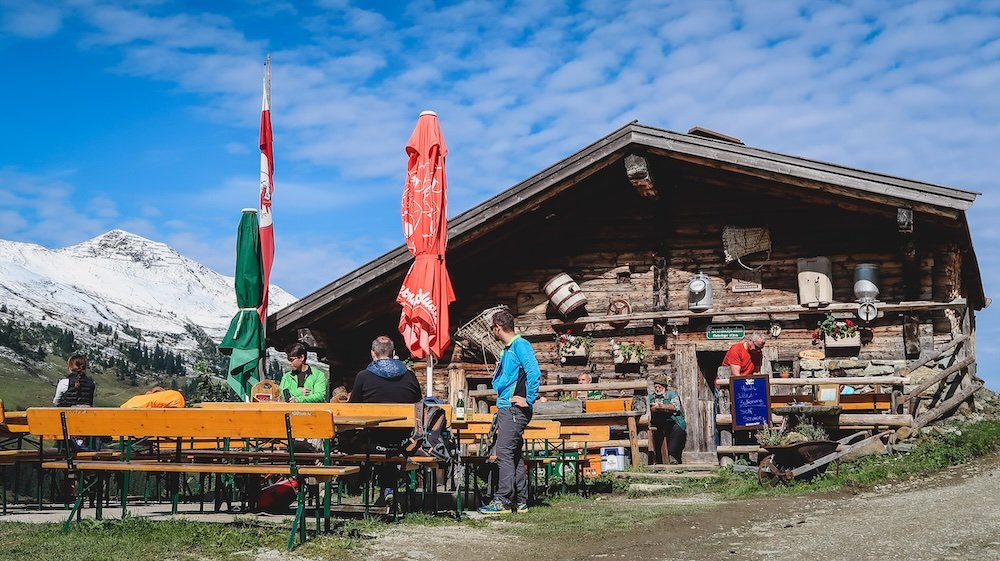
[577,372,603,400]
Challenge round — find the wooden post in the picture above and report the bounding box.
[627,416,641,467]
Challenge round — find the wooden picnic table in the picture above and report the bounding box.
[534,411,642,466]
[331,416,408,428]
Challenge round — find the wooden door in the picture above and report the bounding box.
[674,344,717,463]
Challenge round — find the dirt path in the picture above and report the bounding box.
[364,453,1000,561]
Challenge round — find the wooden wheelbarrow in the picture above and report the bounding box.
[757,431,891,486]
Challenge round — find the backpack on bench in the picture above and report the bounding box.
[401,397,458,464]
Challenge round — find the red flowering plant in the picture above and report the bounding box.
[812,313,858,342]
[555,329,594,363]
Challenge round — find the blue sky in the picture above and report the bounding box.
[1,1,998,389]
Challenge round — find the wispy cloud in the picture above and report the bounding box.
[0,167,107,246]
[2,0,998,387]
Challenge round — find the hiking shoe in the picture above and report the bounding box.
[478,499,508,515]
[373,489,394,508]
[516,502,528,513]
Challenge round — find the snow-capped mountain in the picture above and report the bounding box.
[0,229,297,350]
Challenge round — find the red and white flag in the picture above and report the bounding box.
[258,56,275,323]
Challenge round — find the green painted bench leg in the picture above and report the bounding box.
[63,494,84,532]
[314,484,321,536]
[323,480,332,532]
[94,474,104,520]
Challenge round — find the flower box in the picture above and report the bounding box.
[560,345,589,358]
[557,331,593,365]
[824,333,861,348]
[613,354,642,365]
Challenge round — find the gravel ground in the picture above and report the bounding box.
[5,453,996,561]
[365,452,1000,561]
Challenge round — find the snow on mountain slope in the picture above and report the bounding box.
[0,230,297,350]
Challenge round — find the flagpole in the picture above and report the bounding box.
[426,355,434,398]
[257,53,274,400]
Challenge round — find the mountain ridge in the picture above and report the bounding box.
[0,229,297,353]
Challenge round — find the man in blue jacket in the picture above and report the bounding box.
[479,308,541,514]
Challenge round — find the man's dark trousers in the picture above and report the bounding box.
[495,406,532,508]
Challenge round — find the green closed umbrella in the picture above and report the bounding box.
[219,209,265,400]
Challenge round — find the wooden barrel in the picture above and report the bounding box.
[543,273,588,316]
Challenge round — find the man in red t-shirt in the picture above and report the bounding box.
[721,333,765,378]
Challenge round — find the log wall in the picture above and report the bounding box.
[307,159,975,463]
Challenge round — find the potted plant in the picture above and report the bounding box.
[812,313,860,348]
[557,330,593,363]
[776,364,792,379]
[611,340,646,364]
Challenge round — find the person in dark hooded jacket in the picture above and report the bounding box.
[349,336,422,404]
[347,335,421,506]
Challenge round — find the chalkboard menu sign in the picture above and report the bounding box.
[730,375,771,430]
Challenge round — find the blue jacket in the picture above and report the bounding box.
[492,335,541,409]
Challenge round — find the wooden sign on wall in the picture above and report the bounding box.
[730,270,763,293]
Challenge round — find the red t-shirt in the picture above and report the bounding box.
[721,342,762,377]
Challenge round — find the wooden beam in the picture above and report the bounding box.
[467,380,647,398]
[639,135,969,218]
[897,208,914,233]
[899,335,968,375]
[716,413,912,427]
[717,376,909,387]
[520,299,968,330]
[627,415,641,467]
[906,356,975,405]
[624,153,657,198]
[716,445,764,454]
[912,381,984,429]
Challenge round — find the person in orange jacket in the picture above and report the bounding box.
[121,387,186,408]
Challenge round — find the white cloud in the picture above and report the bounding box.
[3,0,999,387]
[224,141,250,155]
[0,1,64,38]
[0,167,107,246]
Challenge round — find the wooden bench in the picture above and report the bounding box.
[770,393,894,412]
[584,398,633,413]
[27,407,357,549]
[196,401,459,517]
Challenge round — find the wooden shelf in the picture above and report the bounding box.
[519,298,967,330]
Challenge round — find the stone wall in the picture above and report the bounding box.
[798,359,902,379]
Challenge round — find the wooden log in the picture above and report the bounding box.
[716,413,912,427]
[716,445,764,454]
[625,154,657,198]
[717,376,909,387]
[614,471,714,480]
[912,381,984,430]
[716,413,784,425]
[467,380,647,398]
[627,416,641,467]
[898,335,968,375]
[906,356,976,405]
[519,299,968,329]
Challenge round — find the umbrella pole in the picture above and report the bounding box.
[425,355,434,398]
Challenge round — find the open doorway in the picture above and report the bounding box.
[697,351,726,388]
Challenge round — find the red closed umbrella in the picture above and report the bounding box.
[398,111,456,395]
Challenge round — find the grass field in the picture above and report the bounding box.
[0,354,172,409]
